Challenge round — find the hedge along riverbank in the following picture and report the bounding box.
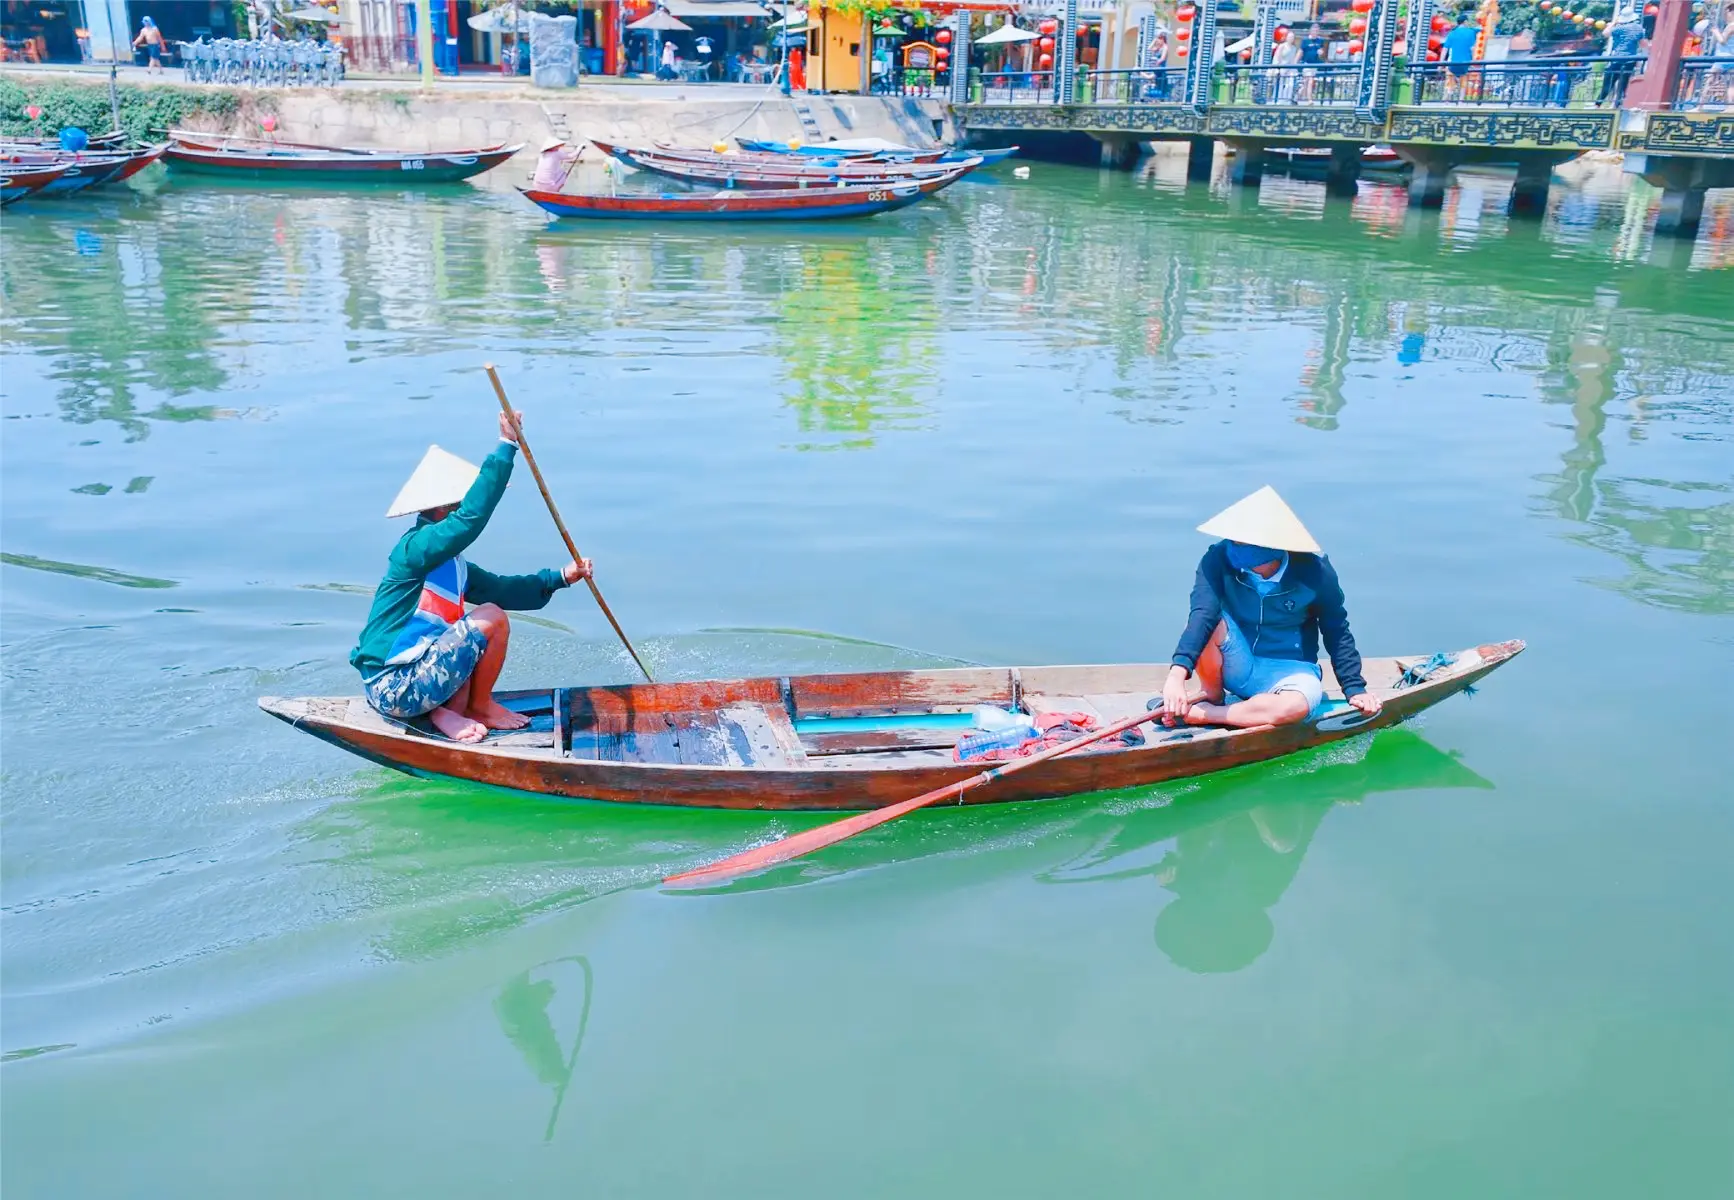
[0,76,270,143]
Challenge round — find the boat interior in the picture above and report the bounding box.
[280,658,1424,772]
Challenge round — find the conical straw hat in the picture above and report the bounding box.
[1196,486,1321,553]
[386,445,481,518]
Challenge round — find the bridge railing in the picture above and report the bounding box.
[1220,63,1361,106]
[1082,68,1191,104]
[1407,56,1644,107]
[1675,57,1734,110]
[976,71,1059,105]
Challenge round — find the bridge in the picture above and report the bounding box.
[947,0,1733,238]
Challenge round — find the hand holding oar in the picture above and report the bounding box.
[484,363,655,684]
[664,707,1167,889]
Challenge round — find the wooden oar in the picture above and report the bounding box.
[484,363,655,684]
[663,706,1167,889]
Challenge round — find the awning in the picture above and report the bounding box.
[664,0,772,16]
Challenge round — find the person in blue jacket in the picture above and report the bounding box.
[1160,487,1383,729]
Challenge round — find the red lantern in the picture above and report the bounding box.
[1038,52,1053,68]
[1349,17,1368,35]
[1643,2,1658,12]
[261,114,278,132]
[1176,27,1191,40]
[1348,37,1365,53]
[25,104,41,120]
[1427,34,1443,50]
[1175,46,1189,57]
[1176,4,1196,21]
[1038,18,1057,35]
[1431,13,1450,32]
[1349,0,1375,12]
[1539,1,1552,9]
[1394,38,1407,55]
[935,45,949,59]
[1274,25,1290,42]
[936,28,952,45]
[1240,49,1252,60]
[1038,35,1055,51]
[1426,49,1440,61]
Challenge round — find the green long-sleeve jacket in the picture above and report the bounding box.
[350,441,569,676]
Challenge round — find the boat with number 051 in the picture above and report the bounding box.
[162,138,521,182]
[259,642,1523,810]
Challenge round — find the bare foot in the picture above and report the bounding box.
[429,705,488,743]
[1184,702,1230,726]
[468,700,530,731]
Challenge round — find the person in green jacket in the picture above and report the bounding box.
[351,410,592,743]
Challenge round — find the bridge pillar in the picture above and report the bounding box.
[1229,145,1265,187]
[1405,155,1451,209]
[1625,0,1692,110]
[1187,138,1215,181]
[1094,134,1143,170]
[1654,185,1706,238]
[1508,157,1556,218]
[1325,145,1361,196]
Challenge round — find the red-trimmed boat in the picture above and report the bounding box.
[163,137,521,183]
[0,144,165,196]
[259,643,1523,811]
[1,162,74,205]
[522,169,963,221]
[592,138,980,190]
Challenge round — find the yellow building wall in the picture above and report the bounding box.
[812,8,866,94]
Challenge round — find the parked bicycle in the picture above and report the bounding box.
[177,37,344,87]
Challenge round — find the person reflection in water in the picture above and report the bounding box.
[1041,731,1493,974]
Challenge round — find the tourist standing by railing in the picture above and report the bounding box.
[1598,1,1648,106]
[1141,27,1170,100]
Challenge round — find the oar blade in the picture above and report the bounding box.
[662,791,939,889]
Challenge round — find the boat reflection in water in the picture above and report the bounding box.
[1039,729,1494,974]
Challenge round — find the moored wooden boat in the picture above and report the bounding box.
[162,139,521,182]
[1,162,74,205]
[1262,145,1411,178]
[1,146,162,196]
[259,641,1522,811]
[522,170,957,221]
[592,139,978,190]
[736,137,1018,166]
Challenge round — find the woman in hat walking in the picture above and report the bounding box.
[1160,486,1381,729]
[350,411,592,743]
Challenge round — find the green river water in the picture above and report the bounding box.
[2,158,1732,1197]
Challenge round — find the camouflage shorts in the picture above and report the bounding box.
[363,618,487,720]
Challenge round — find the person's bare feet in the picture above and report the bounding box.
[429,705,488,743]
[468,700,530,731]
[1184,702,1230,726]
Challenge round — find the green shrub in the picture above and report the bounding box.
[0,77,260,143]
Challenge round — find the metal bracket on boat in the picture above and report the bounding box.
[1010,667,1023,712]
[779,676,797,722]
[553,687,571,758]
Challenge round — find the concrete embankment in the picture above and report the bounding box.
[1,70,954,155]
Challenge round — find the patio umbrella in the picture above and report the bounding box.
[627,10,694,31]
[467,3,532,32]
[1224,35,1255,54]
[766,10,808,30]
[975,23,1038,45]
[283,5,338,21]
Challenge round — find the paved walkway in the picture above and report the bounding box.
[0,61,781,101]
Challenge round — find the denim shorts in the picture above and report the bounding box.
[363,618,486,720]
[1218,615,1325,712]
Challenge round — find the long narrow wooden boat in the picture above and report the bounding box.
[592,138,977,190]
[162,139,521,182]
[737,137,1019,166]
[522,170,957,221]
[1262,145,1411,179]
[0,130,128,152]
[259,641,1522,811]
[653,139,941,167]
[1,162,74,205]
[2,144,165,194]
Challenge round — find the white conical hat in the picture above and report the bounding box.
[385,445,480,518]
[1197,486,1321,553]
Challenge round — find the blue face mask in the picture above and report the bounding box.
[1225,542,1282,572]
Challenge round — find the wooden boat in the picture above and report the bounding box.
[522,171,959,221]
[1263,145,1411,179]
[592,139,978,190]
[1,162,74,205]
[162,138,521,182]
[652,139,941,167]
[259,641,1523,811]
[0,145,163,195]
[735,137,1018,166]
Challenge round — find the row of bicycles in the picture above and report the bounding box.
[176,38,345,88]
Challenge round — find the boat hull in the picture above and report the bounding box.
[522,177,939,221]
[260,643,1523,811]
[162,143,519,183]
[592,139,976,190]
